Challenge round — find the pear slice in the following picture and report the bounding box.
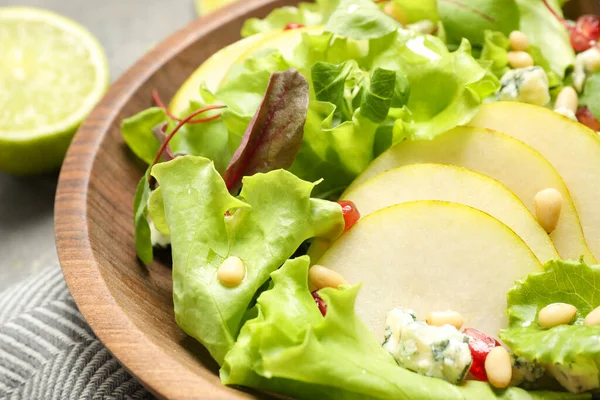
[339,164,557,264]
[317,200,543,339]
[347,126,594,262]
[469,102,600,261]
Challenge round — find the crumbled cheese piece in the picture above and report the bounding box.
[149,218,170,248]
[383,308,472,385]
[511,355,545,388]
[497,67,551,106]
[545,358,600,394]
[572,48,600,92]
[554,106,578,121]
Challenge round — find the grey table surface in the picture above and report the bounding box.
[0,0,196,291]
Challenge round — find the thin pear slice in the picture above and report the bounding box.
[347,126,594,262]
[317,201,543,339]
[469,102,600,261]
[340,164,557,264]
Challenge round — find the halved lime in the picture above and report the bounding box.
[0,7,109,175]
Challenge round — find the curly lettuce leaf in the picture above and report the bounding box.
[501,260,600,392]
[152,156,344,364]
[515,0,574,77]
[392,39,499,140]
[324,0,400,40]
[287,31,497,196]
[241,0,339,37]
[290,102,379,199]
[311,60,358,124]
[222,256,585,400]
[480,30,510,78]
[360,67,397,123]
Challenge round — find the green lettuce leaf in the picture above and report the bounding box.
[170,87,234,173]
[360,67,397,123]
[241,0,339,37]
[152,156,344,363]
[311,60,358,124]
[480,30,510,78]
[121,90,233,173]
[287,30,496,197]
[148,187,168,236]
[515,0,574,77]
[437,0,519,46]
[132,168,153,263]
[580,72,600,121]
[324,0,400,40]
[501,259,600,393]
[121,108,166,165]
[290,102,379,198]
[221,256,586,400]
[393,39,499,140]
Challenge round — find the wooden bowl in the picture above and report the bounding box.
[54,1,298,399]
[55,1,600,399]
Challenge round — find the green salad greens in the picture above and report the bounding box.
[124,0,498,202]
[152,156,343,363]
[222,256,585,399]
[501,260,600,393]
[120,0,600,398]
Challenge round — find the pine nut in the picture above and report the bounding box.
[554,86,579,114]
[507,51,534,69]
[509,31,529,51]
[485,346,512,389]
[217,256,246,287]
[584,305,600,326]
[309,265,347,291]
[534,188,562,234]
[538,303,577,329]
[425,310,464,330]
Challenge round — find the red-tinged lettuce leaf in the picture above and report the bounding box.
[223,69,309,192]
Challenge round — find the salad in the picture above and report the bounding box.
[121,0,600,398]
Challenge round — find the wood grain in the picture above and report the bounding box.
[54,1,600,399]
[55,1,298,399]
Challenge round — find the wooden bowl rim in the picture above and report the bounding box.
[54,1,281,398]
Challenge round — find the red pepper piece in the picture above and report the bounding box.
[337,200,360,232]
[463,328,501,381]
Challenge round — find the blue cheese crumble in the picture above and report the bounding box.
[497,67,550,106]
[382,308,472,385]
[511,355,545,388]
[545,358,600,394]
